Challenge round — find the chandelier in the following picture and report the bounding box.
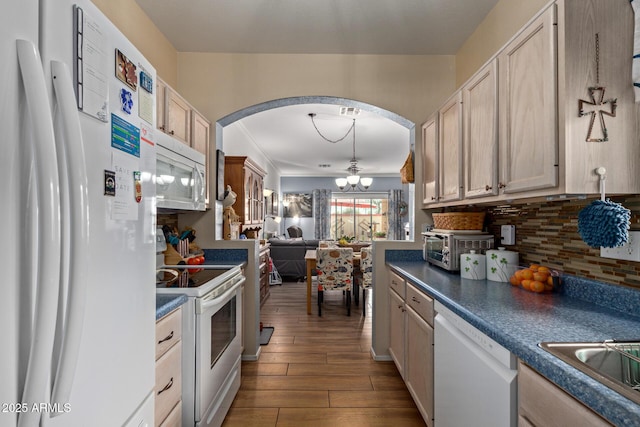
[309,113,373,192]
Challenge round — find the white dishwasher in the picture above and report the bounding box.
[434,301,517,427]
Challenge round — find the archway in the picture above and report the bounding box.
[215,95,416,240]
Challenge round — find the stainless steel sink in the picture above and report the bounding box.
[540,341,640,405]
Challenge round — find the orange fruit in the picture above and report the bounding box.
[547,276,554,286]
[537,266,551,273]
[530,281,545,293]
[533,272,550,282]
[510,275,520,286]
[544,283,554,291]
[521,269,534,280]
[529,264,540,272]
[515,270,524,281]
[520,279,532,291]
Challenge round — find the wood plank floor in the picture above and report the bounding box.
[222,281,426,427]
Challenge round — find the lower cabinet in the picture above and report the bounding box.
[518,362,612,427]
[405,284,434,427]
[259,245,270,306]
[155,308,183,427]
[388,268,434,426]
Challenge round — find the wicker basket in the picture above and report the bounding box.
[432,212,485,230]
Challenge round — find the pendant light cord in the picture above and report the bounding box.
[309,113,355,144]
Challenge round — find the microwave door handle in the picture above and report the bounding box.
[194,163,205,204]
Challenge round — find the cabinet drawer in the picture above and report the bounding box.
[155,343,182,426]
[389,270,406,298]
[156,308,182,361]
[159,400,182,427]
[259,248,270,264]
[406,283,434,326]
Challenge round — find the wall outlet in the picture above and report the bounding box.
[501,225,516,245]
[600,231,640,262]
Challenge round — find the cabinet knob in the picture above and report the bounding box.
[169,130,175,135]
[431,196,436,200]
[157,377,174,395]
[498,182,506,189]
[159,125,165,131]
[485,185,492,191]
[411,296,421,303]
[158,330,174,344]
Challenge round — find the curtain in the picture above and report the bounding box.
[387,189,405,240]
[313,189,332,239]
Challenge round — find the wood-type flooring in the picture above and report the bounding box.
[222,281,426,427]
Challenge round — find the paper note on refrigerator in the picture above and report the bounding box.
[75,6,109,122]
[110,151,139,220]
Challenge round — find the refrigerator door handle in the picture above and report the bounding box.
[49,60,90,413]
[16,39,62,427]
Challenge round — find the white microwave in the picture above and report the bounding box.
[156,132,206,211]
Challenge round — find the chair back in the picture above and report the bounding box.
[287,225,303,238]
[316,247,353,291]
[360,246,373,288]
[318,240,338,248]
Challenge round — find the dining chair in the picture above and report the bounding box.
[318,240,338,248]
[316,247,354,316]
[360,246,373,316]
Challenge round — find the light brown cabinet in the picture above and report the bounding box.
[437,92,463,203]
[405,283,434,427]
[164,89,191,144]
[518,362,612,426]
[421,0,640,208]
[421,114,438,207]
[259,245,270,306]
[463,59,498,198]
[191,110,211,156]
[388,269,434,426]
[155,308,182,427]
[498,6,557,194]
[224,156,267,235]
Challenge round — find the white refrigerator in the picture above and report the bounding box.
[1,0,157,426]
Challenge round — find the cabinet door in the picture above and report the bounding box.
[156,78,167,132]
[498,6,558,194]
[421,115,438,206]
[518,363,611,427]
[191,111,210,155]
[166,90,191,144]
[389,289,405,378]
[406,306,434,427]
[244,171,253,224]
[438,92,463,202]
[463,59,498,199]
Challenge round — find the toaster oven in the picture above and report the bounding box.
[422,231,494,271]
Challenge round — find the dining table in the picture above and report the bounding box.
[304,249,361,315]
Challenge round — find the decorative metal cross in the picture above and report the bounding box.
[578,86,617,142]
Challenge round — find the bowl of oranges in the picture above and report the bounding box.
[509,264,561,293]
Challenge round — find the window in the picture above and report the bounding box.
[331,194,388,241]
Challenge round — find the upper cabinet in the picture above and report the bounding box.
[437,92,463,203]
[421,114,438,206]
[156,77,211,155]
[421,0,640,208]
[463,59,499,198]
[498,7,557,194]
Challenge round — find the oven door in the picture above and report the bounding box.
[194,275,245,426]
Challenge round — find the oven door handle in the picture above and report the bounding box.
[196,276,246,314]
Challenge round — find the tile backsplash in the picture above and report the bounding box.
[482,196,640,290]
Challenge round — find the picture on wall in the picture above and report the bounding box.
[283,193,313,217]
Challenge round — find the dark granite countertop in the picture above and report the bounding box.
[155,294,188,320]
[387,260,640,427]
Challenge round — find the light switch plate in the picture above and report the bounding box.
[600,231,640,262]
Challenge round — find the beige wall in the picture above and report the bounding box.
[455,0,550,87]
[91,0,179,86]
[176,53,455,246]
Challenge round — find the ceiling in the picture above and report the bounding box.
[136,0,499,178]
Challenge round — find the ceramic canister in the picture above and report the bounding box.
[460,250,486,280]
[486,247,519,282]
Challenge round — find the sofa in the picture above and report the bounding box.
[268,238,320,279]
